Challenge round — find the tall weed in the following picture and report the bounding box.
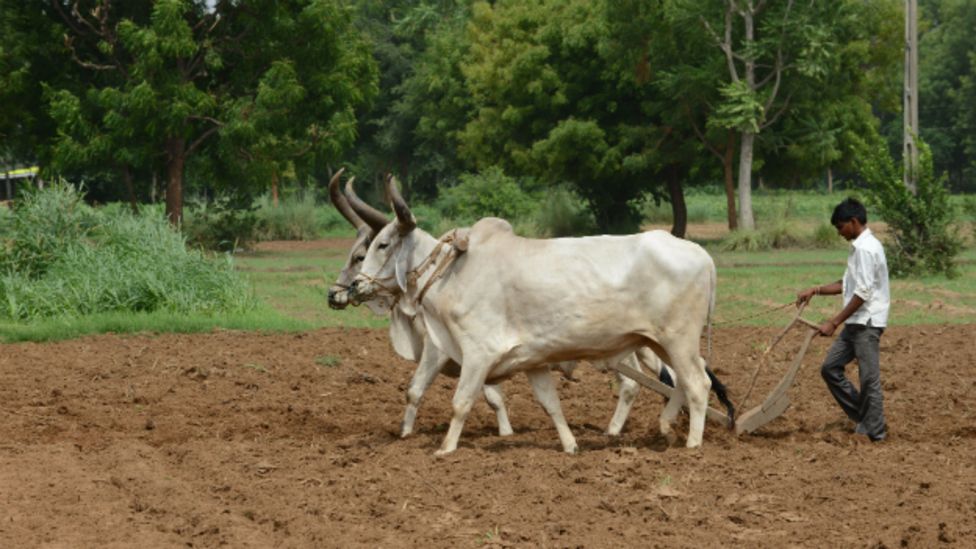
[0,184,254,321]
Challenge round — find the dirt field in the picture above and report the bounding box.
[2,321,975,548]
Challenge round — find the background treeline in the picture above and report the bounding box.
[1,0,974,237]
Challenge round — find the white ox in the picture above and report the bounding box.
[326,171,655,438]
[350,178,718,455]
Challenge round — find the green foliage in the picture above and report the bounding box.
[710,81,764,134]
[918,0,976,191]
[183,195,262,252]
[858,137,962,277]
[720,229,771,252]
[0,181,99,278]
[811,222,844,249]
[533,186,597,237]
[434,167,536,226]
[0,183,254,321]
[253,191,347,241]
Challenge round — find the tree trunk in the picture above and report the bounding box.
[271,170,279,207]
[827,166,833,193]
[667,165,687,238]
[723,130,738,230]
[737,131,756,230]
[165,137,186,226]
[121,165,139,215]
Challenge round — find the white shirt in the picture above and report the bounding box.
[842,227,890,327]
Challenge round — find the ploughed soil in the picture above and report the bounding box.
[2,323,975,548]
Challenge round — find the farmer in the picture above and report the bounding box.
[796,197,890,442]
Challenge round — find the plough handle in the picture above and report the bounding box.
[796,317,821,331]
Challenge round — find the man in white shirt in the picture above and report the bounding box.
[796,198,890,441]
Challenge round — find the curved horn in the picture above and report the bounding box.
[386,175,416,233]
[328,168,365,229]
[345,177,390,232]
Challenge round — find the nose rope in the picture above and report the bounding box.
[354,229,463,306]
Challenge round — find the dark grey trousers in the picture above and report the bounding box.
[820,323,887,440]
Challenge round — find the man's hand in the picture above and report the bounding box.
[796,287,817,307]
[818,319,837,337]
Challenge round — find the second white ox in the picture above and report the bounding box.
[350,179,718,454]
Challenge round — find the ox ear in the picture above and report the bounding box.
[394,248,410,294]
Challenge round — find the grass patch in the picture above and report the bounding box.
[711,247,976,326]
[0,306,311,343]
[315,355,342,368]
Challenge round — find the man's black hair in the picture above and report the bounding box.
[831,197,867,226]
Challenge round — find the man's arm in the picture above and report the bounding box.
[796,280,842,305]
[796,280,861,336]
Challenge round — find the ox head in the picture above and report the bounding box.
[326,169,390,310]
[349,175,418,304]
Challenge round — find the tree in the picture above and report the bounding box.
[689,0,834,229]
[13,0,375,224]
[918,0,976,192]
[857,135,961,277]
[459,0,672,233]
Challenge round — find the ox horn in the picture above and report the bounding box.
[345,177,390,233]
[328,168,365,229]
[386,174,416,233]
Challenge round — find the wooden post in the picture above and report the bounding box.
[903,0,919,194]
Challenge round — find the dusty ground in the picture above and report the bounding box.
[2,321,975,548]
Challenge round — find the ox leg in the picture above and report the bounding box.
[435,360,491,456]
[668,350,711,448]
[482,384,514,436]
[525,368,578,454]
[401,346,449,438]
[658,374,686,444]
[607,354,642,436]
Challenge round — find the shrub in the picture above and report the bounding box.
[434,167,537,226]
[183,194,261,252]
[763,221,807,249]
[534,186,597,236]
[810,222,843,249]
[720,229,771,251]
[0,181,99,278]
[254,190,347,241]
[0,183,254,321]
[858,137,962,277]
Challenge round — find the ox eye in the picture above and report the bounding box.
[354,255,365,263]
[377,243,389,250]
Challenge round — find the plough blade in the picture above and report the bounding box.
[734,326,818,435]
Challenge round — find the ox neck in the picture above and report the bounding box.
[401,229,451,304]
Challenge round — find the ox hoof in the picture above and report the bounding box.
[663,430,678,447]
[498,427,514,437]
[564,445,579,455]
[433,447,455,457]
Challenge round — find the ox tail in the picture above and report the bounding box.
[703,262,735,428]
[706,367,736,429]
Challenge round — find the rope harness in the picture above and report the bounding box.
[355,229,465,307]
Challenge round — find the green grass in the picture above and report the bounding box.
[232,243,388,330]
[3,189,973,343]
[0,306,311,343]
[710,247,976,326]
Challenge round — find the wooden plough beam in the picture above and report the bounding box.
[604,306,820,436]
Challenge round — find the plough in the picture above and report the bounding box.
[605,302,821,436]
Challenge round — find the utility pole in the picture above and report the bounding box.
[903,0,919,194]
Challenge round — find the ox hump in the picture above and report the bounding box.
[468,217,515,245]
